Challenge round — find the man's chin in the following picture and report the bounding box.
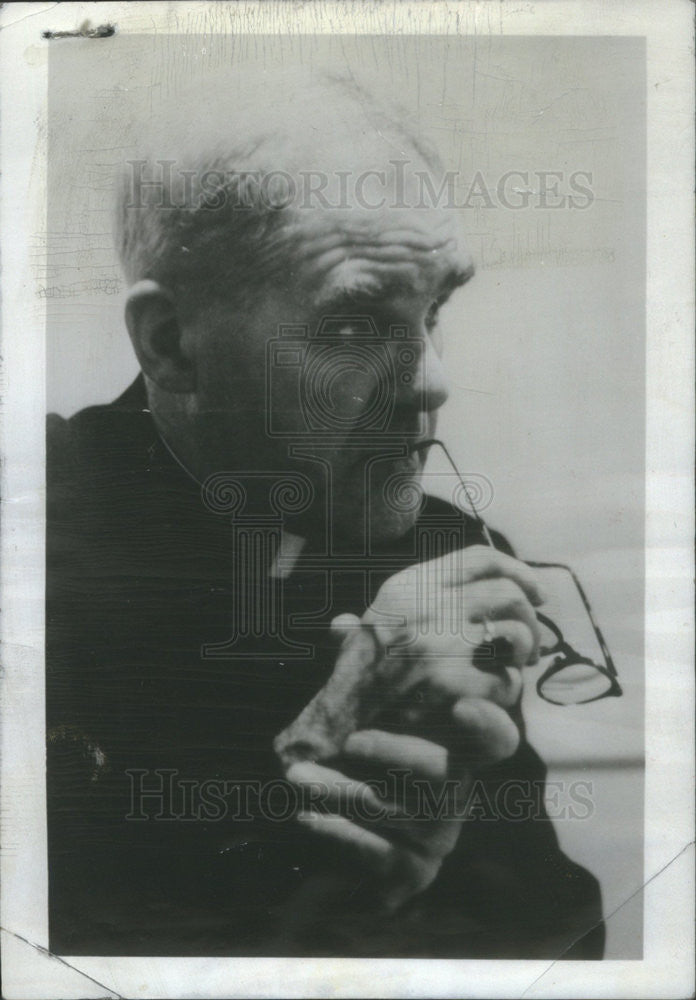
[368,506,421,545]
[280,461,424,549]
[337,501,421,548]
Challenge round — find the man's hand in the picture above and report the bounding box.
[275,545,545,766]
[360,542,544,711]
[274,545,545,910]
[287,698,520,912]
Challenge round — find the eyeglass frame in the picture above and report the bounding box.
[417,439,624,707]
[526,561,623,706]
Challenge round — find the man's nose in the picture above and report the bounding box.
[397,335,450,413]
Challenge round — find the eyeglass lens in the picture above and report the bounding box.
[539,661,616,705]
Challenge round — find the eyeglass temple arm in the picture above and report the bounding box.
[415,439,497,547]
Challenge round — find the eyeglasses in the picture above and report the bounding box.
[526,562,622,706]
[421,440,623,707]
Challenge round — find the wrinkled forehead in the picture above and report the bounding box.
[272,204,473,306]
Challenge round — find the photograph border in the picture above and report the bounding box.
[1,2,693,998]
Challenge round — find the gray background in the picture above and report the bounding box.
[46,33,645,957]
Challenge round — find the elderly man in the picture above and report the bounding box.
[46,76,603,957]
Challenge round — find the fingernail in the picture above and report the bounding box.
[296,810,319,825]
[286,761,315,783]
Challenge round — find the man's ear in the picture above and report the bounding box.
[125,280,196,393]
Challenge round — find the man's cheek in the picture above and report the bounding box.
[307,364,384,429]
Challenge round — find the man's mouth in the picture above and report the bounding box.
[342,433,441,480]
[378,436,442,474]
[408,437,440,456]
[363,439,433,476]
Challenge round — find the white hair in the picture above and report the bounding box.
[114,69,442,312]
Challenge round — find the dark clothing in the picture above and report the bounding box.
[46,376,604,958]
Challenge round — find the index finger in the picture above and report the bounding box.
[342,729,448,782]
[422,546,547,607]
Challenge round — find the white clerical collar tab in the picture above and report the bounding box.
[269,530,306,579]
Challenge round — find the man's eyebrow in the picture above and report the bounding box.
[315,262,475,314]
[314,280,389,313]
